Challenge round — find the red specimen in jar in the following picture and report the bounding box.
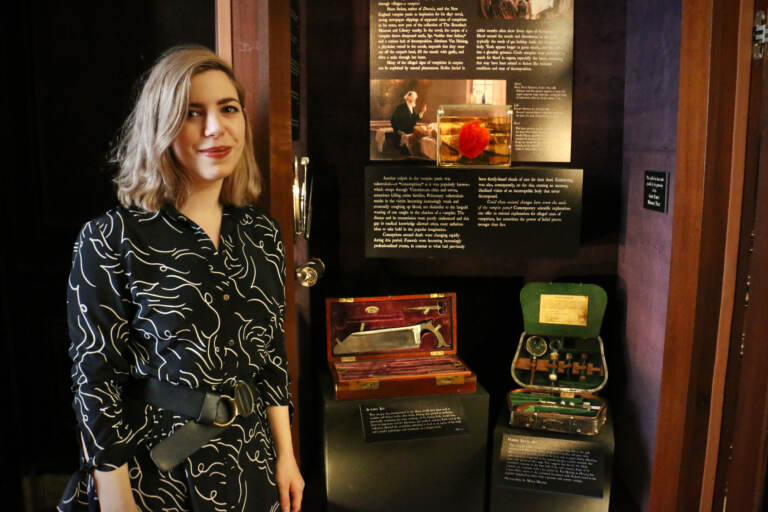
[458,120,490,159]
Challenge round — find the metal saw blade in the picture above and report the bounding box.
[333,324,421,355]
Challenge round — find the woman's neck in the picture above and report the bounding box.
[179,179,224,250]
[179,180,223,218]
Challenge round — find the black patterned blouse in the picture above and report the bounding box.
[58,204,291,512]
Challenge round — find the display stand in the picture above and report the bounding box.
[489,408,614,512]
[320,370,489,512]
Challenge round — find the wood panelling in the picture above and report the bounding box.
[710,0,768,505]
[231,0,301,458]
[699,0,755,508]
[215,0,232,65]
[649,0,752,508]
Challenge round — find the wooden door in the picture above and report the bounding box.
[217,0,311,461]
[649,0,757,509]
[709,5,768,508]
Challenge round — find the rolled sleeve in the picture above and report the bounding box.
[67,217,135,470]
[255,219,292,411]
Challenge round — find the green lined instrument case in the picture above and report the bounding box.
[508,282,609,435]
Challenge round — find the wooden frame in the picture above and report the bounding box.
[700,0,758,508]
[649,0,753,508]
[215,0,232,65]
[217,0,301,457]
[711,109,768,510]
[709,0,768,506]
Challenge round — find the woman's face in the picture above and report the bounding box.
[171,69,246,187]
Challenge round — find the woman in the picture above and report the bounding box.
[58,46,304,512]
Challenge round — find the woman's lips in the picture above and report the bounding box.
[198,146,232,158]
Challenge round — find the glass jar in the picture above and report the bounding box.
[436,104,513,167]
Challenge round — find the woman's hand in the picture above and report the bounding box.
[267,405,304,511]
[276,454,305,512]
[93,463,139,511]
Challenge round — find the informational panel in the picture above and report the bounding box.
[369,0,574,162]
[359,398,470,442]
[499,434,604,498]
[365,166,582,258]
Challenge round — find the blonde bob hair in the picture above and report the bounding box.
[113,45,260,211]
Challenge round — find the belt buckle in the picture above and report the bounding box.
[212,395,239,428]
[212,381,254,428]
[234,381,255,417]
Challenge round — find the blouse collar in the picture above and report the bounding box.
[160,203,247,226]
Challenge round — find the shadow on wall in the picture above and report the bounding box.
[612,275,654,508]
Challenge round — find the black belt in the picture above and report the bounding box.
[125,379,256,471]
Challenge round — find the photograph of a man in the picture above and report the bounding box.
[391,91,427,134]
[391,90,430,155]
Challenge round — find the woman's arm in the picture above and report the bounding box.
[93,464,138,511]
[258,218,303,510]
[67,215,138,504]
[267,405,304,512]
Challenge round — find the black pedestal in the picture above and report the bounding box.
[320,371,490,512]
[489,408,614,512]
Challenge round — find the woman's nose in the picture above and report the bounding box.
[204,112,223,137]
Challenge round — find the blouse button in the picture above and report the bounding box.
[223,294,230,301]
[228,339,235,346]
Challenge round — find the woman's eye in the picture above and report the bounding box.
[223,105,241,114]
[187,110,202,118]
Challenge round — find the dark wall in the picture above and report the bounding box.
[303,0,627,499]
[616,1,681,510]
[4,2,214,507]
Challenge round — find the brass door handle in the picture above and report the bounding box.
[295,258,325,287]
[293,156,312,240]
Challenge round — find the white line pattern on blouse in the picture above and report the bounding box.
[59,205,290,512]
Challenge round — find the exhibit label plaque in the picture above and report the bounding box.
[539,294,589,326]
[643,170,669,213]
[499,434,604,497]
[360,398,470,442]
[365,165,582,258]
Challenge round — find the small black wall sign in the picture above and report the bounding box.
[643,170,669,213]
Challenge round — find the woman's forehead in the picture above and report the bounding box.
[188,69,239,102]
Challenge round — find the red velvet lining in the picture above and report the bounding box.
[334,356,469,380]
[329,297,454,354]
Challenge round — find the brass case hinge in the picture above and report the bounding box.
[340,356,356,362]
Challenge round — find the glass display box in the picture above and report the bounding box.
[437,104,513,167]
